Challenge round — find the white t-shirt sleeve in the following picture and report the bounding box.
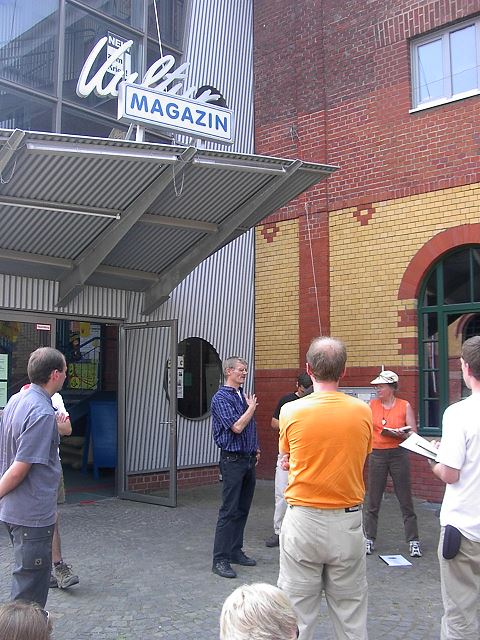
[436,404,465,470]
[51,392,68,416]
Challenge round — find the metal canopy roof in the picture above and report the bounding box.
[0,129,337,315]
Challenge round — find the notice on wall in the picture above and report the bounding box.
[0,353,8,379]
[106,32,132,78]
[0,381,7,408]
[177,367,184,399]
[340,386,376,403]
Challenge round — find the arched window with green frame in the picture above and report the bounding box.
[418,245,480,435]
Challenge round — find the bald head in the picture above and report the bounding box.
[306,337,347,382]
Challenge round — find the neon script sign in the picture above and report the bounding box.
[77,36,221,104]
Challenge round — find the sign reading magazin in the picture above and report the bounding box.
[76,33,235,145]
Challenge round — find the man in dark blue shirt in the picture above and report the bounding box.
[211,356,259,578]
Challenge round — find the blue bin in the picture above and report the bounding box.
[86,400,117,480]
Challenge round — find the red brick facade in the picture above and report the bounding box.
[253,0,480,500]
[254,0,480,210]
[127,466,220,493]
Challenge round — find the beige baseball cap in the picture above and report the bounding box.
[370,370,399,384]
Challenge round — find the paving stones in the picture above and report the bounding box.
[0,482,443,639]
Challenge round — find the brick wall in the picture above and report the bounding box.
[127,466,220,492]
[255,367,300,478]
[253,0,480,500]
[255,220,300,370]
[330,184,480,368]
[254,0,480,213]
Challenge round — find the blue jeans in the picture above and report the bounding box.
[5,523,54,608]
[213,451,256,562]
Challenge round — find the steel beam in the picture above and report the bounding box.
[142,160,303,314]
[56,146,197,308]
[0,129,25,175]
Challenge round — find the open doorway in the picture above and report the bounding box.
[56,320,119,504]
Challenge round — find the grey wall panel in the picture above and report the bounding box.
[179,0,254,154]
[124,325,172,472]
[0,275,127,319]
[124,230,254,468]
[0,275,57,311]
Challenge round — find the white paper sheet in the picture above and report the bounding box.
[399,432,438,460]
[379,554,412,566]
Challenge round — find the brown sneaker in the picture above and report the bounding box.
[54,562,79,589]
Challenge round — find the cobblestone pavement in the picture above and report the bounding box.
[0,480,443,639]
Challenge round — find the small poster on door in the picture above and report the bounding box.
[0,381,7,408]
[177,368,184,399]
[0,353,8,379]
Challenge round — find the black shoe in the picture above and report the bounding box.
[265,533,280,548]
[212,560,237,578]
[230,551,257,566]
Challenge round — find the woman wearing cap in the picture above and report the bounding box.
[364,370,422,558]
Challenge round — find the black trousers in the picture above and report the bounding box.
[364,448,419,543]
[5,522,54,609]
[213,451,256,562]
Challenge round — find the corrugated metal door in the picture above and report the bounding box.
[118,320,178,506]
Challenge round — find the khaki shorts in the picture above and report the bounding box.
[57,467,65,504]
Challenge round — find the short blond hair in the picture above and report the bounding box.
[220,583,298,640]
[0,600,52,640]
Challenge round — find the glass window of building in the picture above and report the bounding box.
[0,85,55,131]
[419,246,480,435]
[63,4,142,119]
[0,0,58,94]
[61,105,127,138]
[0,0,186,137]
[411,19,480,109]
[167,338,222,420]
[147,0,185,50]
[77,0,144,30]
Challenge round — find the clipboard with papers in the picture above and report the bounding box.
[399,432,438,460]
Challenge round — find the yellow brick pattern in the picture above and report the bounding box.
[255,221,299,369]
[330,183,480,367]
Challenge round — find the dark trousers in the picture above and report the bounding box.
[5,523,54,609]
[213,451,256,562]
[364,448,419,543]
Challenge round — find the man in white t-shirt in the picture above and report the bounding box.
[430,335,480,640]
[22,385,79,590]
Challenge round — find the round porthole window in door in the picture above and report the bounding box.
[175,337,222,419]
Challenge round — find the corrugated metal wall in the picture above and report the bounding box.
[180,0,254,153]
[123,324,173,472]
[0,1,255,472]
[125,231,254,468]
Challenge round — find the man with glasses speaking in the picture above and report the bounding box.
[211,356,259,579]
[0,347,67,609]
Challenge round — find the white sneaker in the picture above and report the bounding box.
[409,540,422,557]
[365,539,374,555]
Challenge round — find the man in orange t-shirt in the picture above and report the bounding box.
[277,337,372,640]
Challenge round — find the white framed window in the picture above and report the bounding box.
[411,19,480,110]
